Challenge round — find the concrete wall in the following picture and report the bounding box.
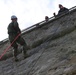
[0,6,76,75]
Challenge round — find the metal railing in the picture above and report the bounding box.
[22,6,76,33]
[0,5,76,45]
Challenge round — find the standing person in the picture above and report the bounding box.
[7,15,29,61]
[58,4,69,15]
[53,4,69,16]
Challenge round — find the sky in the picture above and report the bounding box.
[0,0,76,41]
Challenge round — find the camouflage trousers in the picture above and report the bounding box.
[9,33,28,57]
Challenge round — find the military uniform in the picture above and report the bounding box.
[7,18,28,61]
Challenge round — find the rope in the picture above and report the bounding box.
[27,11,73,75]
[0,10,72,75]
[27,21,61,75]
[0,33,21,60]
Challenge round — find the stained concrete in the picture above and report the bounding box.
[0,7,76,75]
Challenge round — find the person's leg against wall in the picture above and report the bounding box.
[18,37,29,58]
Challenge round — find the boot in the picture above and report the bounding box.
[22,49,29,59]
[14,57,19,62]
[13,48,19,61]
[24,53,29,59]
[22,46,29,59]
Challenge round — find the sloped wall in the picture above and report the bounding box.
[0,8,76,60]
[22,9,76,48]
[0,6,76,75]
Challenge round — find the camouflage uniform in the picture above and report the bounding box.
[7,21,28,59]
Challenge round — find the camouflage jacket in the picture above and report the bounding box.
[7,21,21,35]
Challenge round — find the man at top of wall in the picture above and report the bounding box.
[53,4,69,17]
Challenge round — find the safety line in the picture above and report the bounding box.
[0,33,21,60]
[27,22,61,75]
[28,12,72,75]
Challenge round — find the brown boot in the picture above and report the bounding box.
[13,48,19,61]
[14,57,19,62]
[24,53,29,59]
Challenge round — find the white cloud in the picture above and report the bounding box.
[0,0,75,41]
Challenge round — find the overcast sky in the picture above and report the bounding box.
[0,0,76,41]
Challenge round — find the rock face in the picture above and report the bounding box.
[0,7,76,75]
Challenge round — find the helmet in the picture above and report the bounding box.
[11,15,17,20]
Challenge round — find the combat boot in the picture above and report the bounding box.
[14,57,19,62]
[24,53,29,59]
[22,49,29,59]
[13,48,19,62]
